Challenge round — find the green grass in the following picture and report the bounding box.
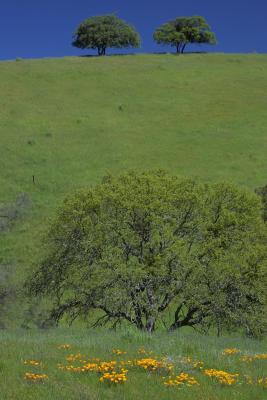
[1,54,267,277]
[0,328,266,399]
[1,53,267,325]
[0,54,267,399]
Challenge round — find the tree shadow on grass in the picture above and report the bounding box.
[79,50,208,58]
[79,52,138,58]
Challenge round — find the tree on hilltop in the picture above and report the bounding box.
[153,16,217,54]
[72,14,140,56]
[27,171,266,335]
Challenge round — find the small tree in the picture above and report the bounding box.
[72,14,140,56]
[153,16,216,54]
[27,172,266,334]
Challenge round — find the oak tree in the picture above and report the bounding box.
[153,16,216,54]
[72,14,140,56]
[28,172,266,335]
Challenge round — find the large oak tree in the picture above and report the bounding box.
[28,172,266,335]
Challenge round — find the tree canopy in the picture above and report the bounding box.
[28,171,266,335]
[72,14,140,56]
[153,16,217,54]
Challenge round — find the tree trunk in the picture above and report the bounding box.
[97,47,106,56]
[169,319,186,331]
[176,43,181,54]
[181,43,187,54]
[216,320,222,337]
[145,317,155,333]
[169,306,198,331]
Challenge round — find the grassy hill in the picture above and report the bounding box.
[1,53,267,399]
[0,53,267,319]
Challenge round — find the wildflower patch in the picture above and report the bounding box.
[20,344,267,392]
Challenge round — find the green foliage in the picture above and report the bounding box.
[28,171,267,334]
[72,14,140,55]
[153,16,217,53]
[255,184,267,222]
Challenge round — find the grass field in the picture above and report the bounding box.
[1,328,266,400]
[1,54,267,282]
[0,54,267,399]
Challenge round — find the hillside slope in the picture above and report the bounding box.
[0,54,267,296]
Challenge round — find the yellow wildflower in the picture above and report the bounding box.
[112,349,127,355]
[24,373,48,382]
[164,373,199,387]
[204,369,238,385]
[222,348,240,356]
[58,344,71,350]
[99,369,128,384]
[23,360,41,366]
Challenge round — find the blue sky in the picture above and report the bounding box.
[0,0,266,59]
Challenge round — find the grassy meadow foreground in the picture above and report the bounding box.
[1,329,267,400]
